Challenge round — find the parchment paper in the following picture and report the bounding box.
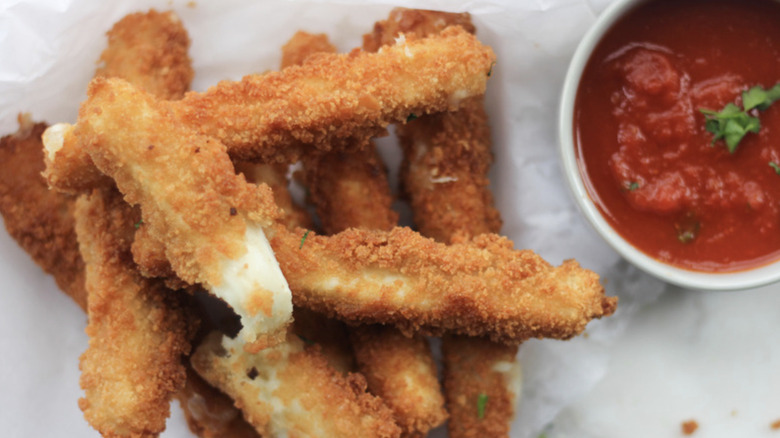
[0,0,696,436]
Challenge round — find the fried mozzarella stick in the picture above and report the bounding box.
[283,31,443,437]
[0,117,86,310]
[44,78,615,347]
[365,9,523,437]
[272,225,616,344]
[44,26,495,193]
[44,9,193,194]
[47,77,292,351]
[74,187,193,437]
[191,332,401,438]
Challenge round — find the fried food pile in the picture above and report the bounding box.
[0,8,617,438]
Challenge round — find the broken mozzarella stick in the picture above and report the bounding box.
[45,77,292,351]
[271,225,617,344]
[44,26,495,193]
[191,332,401,438]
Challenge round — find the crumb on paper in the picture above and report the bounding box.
[187,1,197,8]
[770,419,780,430]
[681,419,698,435]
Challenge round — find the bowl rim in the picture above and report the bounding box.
[557,0,780,291]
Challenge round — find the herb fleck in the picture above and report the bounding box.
[700,82,780,152]
[297,334,315,345]
[487,61,496,77]
[406,113,418,122]
[627,181,640,191]
[477,393,488,419]
[134,220,144,229]
[770,161,780,175]
[299,230,311,249]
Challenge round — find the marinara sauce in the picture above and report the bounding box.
[575,0,780,272]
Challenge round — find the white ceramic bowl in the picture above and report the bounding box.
[558,0,780,291]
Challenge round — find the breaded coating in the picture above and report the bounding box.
[47,77,292,351]
[292,306,355,375]
[362,9,475,53]
[367,10,522,436]
[44,9,193,194]
[280,31,337,69]
[74,187,193,437]
[442,335,521,438]
[178,365,261,438]
[365,9,500,244]
[302,147,398,234]
[272,224,617,344]
[234,161,313,231]
[44,26,496,194]
[0,117,86,310]
[191,332,402,438]
[283,32,444,436]
[351,327,447,437]
[95,9,193,100]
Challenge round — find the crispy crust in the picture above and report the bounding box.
[0,118,87,310]
[74,187,193,437]
[351,327,447,437]
[234,162,313,231]
[362,9,475,53]
[272,224,616,344]
[191,332,401,438]
[46,26,496,195]
[45,9,193,194]
[442,335,520,438]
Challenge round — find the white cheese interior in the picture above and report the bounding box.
[211,223,293,344]
[42,122,71,161]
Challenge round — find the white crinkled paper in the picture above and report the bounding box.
[4,1,779,437]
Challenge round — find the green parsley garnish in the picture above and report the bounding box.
[675,215,700,244]
[299,230,311,249]
[700,83,780,153]
[406,113,418,122]
[770,161,780,175]
[134,219,144,229]
[487,61,496,77]
[476,393,488,419]
[627,181,640,191]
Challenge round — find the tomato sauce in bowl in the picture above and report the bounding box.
[575,0,780,272]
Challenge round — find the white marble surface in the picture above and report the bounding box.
[0,0,778,437]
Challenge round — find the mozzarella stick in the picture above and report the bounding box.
[0,117,87,310]
[47,77,292,351]
[191,332,401,438]
[365,10,523,436]
[44,9,193,194]
[45,26,495,194]
[283,31,443,436]
[74,187,193,437]
[272,224,616,344]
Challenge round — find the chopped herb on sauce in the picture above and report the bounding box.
[477,393,488,419]
[627,181,640,191]
[700,83,780,152]
[770,161,780,175]
[675,216,700,244]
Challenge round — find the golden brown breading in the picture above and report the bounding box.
[191,332,402,438]
[292,306,355,375]
[351,327,447,437]
[178,365,261,438]
[302,147,398,234]
[74,187,193,437]
[280,31,337,69]
[44,26,496,194]
[52,77,290,350]
[96,9,193,101]
[0,117,86,310]
[272,224,616,344]
[234,161,313,231]
[442,335,520,438]
[283,31,444,437]
[44,9,193,194]
[362,8,476,53]
[366,10,522,437]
